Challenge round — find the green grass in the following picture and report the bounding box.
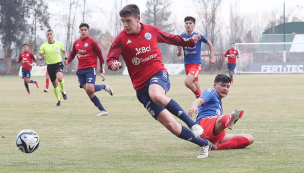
[0,74,304,172]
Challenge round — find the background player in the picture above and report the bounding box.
[107,4,215,158]
[16,43,39,94]
[188,74,254,150]
[38,30,68,106]
[64,23,113,116]
[177,16,215,98]
[224,43,239,84]
[39,61,50,92]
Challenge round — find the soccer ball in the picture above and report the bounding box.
[16,129,40,153]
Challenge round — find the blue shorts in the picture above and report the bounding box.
[228,63,236,72]
[22,68,31,79]
[136,71,171,120]
[76,67,96,88]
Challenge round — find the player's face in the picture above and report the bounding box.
[23,45,28,52]
[185,21,195,33]
[46,31,54,41]
[79,26,90,39]
[121,15,140,34]
[231,44,235,49]
[214,81,230,99]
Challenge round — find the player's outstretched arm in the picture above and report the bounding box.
[107,33,123,71]
[188,98,205,118]
[206,41,215,66]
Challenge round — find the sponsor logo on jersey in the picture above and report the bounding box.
[135,45,151,55]
[78,49,86,53]
[56,47,59,52]
[144,32,152,40]
[76,44,79,46]
[132,54,157,65]
[127,39,132,44]
[84,43,88,47]
[23,58,28,60]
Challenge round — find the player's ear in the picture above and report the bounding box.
[137,15,140,23]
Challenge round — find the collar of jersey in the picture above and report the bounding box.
[80,36,90,41]
[126,22,145,36]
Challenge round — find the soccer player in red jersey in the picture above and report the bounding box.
[188,74,254,150]
[16,44,39,94]
[39,61,50,92]
[107,4,215,158]
[224,43,239,84]
[64,23,113,116]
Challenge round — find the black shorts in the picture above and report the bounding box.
[47,62,64,82]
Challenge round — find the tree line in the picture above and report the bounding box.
[0,0,303,75]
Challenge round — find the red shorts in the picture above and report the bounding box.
[46,70,49,76]
[185,64,202,81]
[198,116,226,144]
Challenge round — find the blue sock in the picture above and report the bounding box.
[94,84,106,92]
[165,99,196,128]
[90,95,106,111]
[30,80,36,83]
[24,83,29,92]
[230,75,233,79]
[178,126,208,146]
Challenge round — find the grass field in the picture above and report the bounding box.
[0,74,304,172]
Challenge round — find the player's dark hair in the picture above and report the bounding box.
[214,74,231,84]
[119,4,140,18]
[184,16,196,24]
[46,29,53,33]
[79,23,90,29]
[231,43,235,45]
[22,43,28,46]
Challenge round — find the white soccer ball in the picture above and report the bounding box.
[16,129,40,153]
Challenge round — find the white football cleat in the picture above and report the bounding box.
[197,144,209,158]
[191,124,204,139]
[95,110,108,116]
[104,82,113,96]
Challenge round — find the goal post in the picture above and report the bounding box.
[235,42,304,74]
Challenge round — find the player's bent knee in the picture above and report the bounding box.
[150,93,164,105]
[163,122,180,136]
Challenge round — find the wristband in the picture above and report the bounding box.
[65,57,68,60]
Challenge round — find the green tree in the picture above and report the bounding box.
[0,0,50,75]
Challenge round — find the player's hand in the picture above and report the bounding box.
[177,46,182,52]
[111,61,122,71]
[63,60,69,65]
[209,54,215,67]
[188,107,198,118]
[100,73,105,81]
[39,55,45,60]
[192,34,201,44]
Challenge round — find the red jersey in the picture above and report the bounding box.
[224,48,239,64]
[17,51,36,70]
[67,36,104,72]
[107,23,196,90]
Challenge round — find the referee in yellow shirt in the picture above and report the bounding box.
[38,29,68,106]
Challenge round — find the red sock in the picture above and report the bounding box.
[220,115,230,127]
[194,89,201,98]
[217,137,250,150]
[46,78,49,89]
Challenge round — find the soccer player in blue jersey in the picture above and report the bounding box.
[188,74,254,150]
[177,16,215,98]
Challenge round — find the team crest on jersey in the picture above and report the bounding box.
[55,47,59,52]
[76,44,79,46]
[84,43,88,47]
[26,54,29,56]
[144,32,152,40]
